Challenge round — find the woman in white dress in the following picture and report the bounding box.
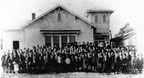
[13,61,19,74]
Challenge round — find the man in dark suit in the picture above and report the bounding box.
[136,54,144,73]
[1,52,6,72]
[9,53,14,73]
[28,50,33,74]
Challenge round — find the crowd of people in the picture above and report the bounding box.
[1,42,144,74]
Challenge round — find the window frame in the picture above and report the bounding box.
[45,36,51,47]
[58,13,62,21]
[103,15,106,22]
[95,15,98,23]
[0,39,3,50]
[69,35,76,43]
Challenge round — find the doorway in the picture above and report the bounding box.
[13,41,19,50]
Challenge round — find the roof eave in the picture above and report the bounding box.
[87,10,114,14]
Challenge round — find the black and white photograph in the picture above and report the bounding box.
[0,0,144,78]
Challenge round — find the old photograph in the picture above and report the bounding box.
[0,0,144,78]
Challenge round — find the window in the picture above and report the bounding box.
[53,36,59,47]
[61,36,67,49]
[103,15,106,22]
[70,36,75,43]
[0,39,3,50]
[95,15,98,23]
[58,13,61,21]
[45,36,51,47]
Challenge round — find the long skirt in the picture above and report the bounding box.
[14,63,19,72]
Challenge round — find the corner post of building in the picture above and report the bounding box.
[76,32,79,42]
[59,35,62,51]
[109,30,112,48]
[26,26,28,48]
[68,32,70,43]
[51,33,53,49]
[91,25,94,42]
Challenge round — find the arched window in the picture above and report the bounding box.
[95,15,98,23]
[58,13,61,21]
[103,15,106,22]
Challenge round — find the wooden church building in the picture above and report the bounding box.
[0,4,114,50]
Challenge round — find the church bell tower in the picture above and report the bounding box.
[87,8,114,44]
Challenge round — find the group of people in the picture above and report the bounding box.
[1,42,143,74]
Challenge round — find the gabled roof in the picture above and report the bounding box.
[20,4,98,29]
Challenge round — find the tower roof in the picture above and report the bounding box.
[87,7,114,14]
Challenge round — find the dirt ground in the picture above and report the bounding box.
[1,72,144,78]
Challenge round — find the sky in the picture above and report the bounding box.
[0,0,144,35]
[0,0,144,53]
